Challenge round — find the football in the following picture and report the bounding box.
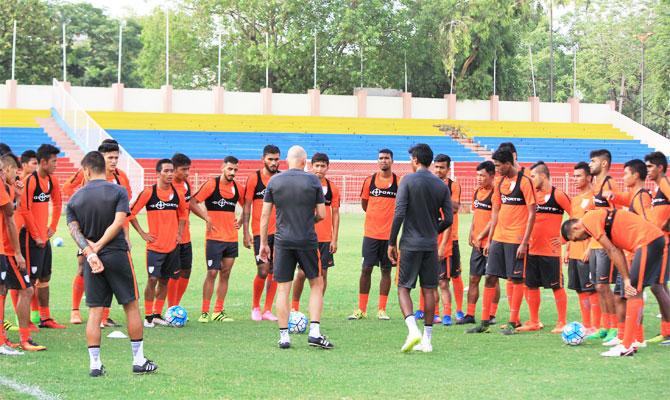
[165,305,188,327]
[288,311,308,334]
[561,321,586,346]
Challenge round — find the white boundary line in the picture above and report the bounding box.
[0,375,60,400]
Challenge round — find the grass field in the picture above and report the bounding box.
[0,213,667,399]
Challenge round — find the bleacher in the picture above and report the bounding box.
[0,109,78,182]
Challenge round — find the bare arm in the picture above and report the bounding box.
[331,207,340,244]
[484,203,500,256]
[315,203,326,223]
[361,199,368,212]
[67,219,104,273]
[2,203,26,271]
[189,198,208,221]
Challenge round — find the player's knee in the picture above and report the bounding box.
[484,275,497,287]
[35,281,49,289]
[380,268,391,277]
[469,276,481,285]
[206,270,218,280]
[257,268,269,279]
[360,266,373,276]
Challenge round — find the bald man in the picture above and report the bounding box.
[259,146,332,350]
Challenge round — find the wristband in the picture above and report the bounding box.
[86,253,98,263]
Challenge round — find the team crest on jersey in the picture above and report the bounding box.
[207,259,213,267]
[580,198,590,209]
[31,266,37,274]
[322,186,328,195]
[0,271,5,280]
[148,266,155,274]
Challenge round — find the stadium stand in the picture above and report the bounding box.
[0,109,78,183]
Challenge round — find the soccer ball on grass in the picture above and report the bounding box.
[561,321,586,346]
[288,311,308,334]
[165,305,188,327]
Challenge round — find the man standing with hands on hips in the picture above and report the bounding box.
[259,146,332,350]
[388,144,452,353]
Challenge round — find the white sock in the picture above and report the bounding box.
[423,325,433,342]
[88,346,102,370]
[279,328,290,343]
[405,315,420,336]
[131,339,146,366]
[309,321,321,338]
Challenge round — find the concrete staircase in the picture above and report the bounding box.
[437,124,491,159]
[37,117,85,169]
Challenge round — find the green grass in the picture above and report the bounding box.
[0,213,667,399]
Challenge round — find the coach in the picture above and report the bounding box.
[259,145,333,350]
[388,143,452,353]
[66,151,156,376]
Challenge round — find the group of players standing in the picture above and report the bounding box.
[0,136,669,373]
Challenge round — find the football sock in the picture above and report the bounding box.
[309,321,321,338]
[201,299,210,314]
[131,339,146,366]
[264,274,277,312]
[291,300,300,311]
[453,276,464,312]
[481,286,495,322]
[279,328,290,343]
[525,287,541,324]
[176,277,189,304]
[153,299,165,316]
[590,293,601,328]
[553,288,567,324]
[577,292,592,328]
[423,324,433,342]
[623,298,643,349]
[88,346,102,370]
[505,280,513,304]
[19,327,30,343]
[404,314,420,337]
[617,322,625,340]
[102,308,110,323]
[660,321,670,337]
[39,306,50,320]
[636,323,645,342]
[378,295,388,311]
[510,282,524,323]
[167,279,178,307]
[466,302,476,317]
[443,300,451,317]
[252,276,264,309]
[144,301,153,318]
[72,275,85,310]
[358,293,369,313]
[214,298,224,313]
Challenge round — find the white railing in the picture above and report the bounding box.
[52,79,144,201]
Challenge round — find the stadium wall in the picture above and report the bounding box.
[2,83,618,124]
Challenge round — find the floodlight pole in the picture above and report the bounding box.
[11,21,16,80]
[529,46,537,97]
[62,23,67,82]
[117,21,123,84]
[217,31,222,87]
[265,32,269,88]
[165,10,169,86]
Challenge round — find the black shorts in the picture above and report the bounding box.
[589,249,617,285]
[253,235,274,265]
[568,259,595,293]
[469,247,487,277]
[525,255,563,289]
[85,250,138,308]
[362,237,394,268]
[178,242,193,270]
[398,249,439,289]
[486,240,526,281]
[273,246,321,283]
[319,242,335,269]
[206,240,238,270]
[450,240,461,277]
[629,236,668,291]
[1,256,32,290]
[439,255,461,280]
[146,248,180,279]
[19,228,52,280]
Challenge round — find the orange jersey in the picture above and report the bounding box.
[567,191,594,259]
[63,168,132,199]
[491,171,536,244]
[529,187,571,257]
[0,182,15,256]
[194,177,244,242]
[18,172,62,243]
[129,184,188,253]
[611,188,652,221]
[582,208,663,252]
[447,178,461,241]
[315,178,340,243]
[590,176,620,249]
[245,170,276,236]
[361,173,398,240]
[471,187,493,248]
[651,177,670,231]
[173,179,192,244]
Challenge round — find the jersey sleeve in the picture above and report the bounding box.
[193,179,215,203]
[62,169,84,198]
[331,183,341,209]
[611,191,632,208]
[557,190,572,216]
[237,182,246,206]
[244,174,257,202]
[49,175,62,232]
[452,181,461,205]
[637,191,653,221]
[521,177,536,206]
[582,211,605,241]
[129,188,151,220]
[360,177,371,200]
[118,171,133,201]
[492,179,502,208]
